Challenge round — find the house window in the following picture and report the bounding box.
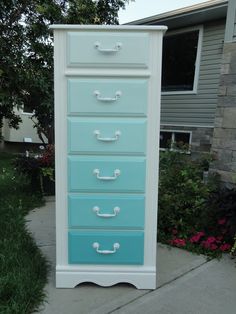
[162,27,202,94]
[160,130,192,152]
[22,104,33,115]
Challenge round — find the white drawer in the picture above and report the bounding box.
[67,32,149,68]
[67,78,148,116]
[68,117,147,155]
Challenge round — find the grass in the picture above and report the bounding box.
[0,153,49,314]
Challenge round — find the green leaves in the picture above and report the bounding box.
[0,0,129,142]
[158,150,217,237]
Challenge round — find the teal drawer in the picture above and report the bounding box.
[67,32,149,68]
[68,194,145,229]
[68,156,146,193]
[67,78,148,116]
[68,230,144,265]
[68,117,147,155]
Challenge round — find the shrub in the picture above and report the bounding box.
[158,150,217,238]
[14,145,55,195]
[157,150,235,258]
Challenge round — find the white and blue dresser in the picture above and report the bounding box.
[51,25,167,289]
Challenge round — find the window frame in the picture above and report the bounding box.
[161,25,203,95]
[160,129,192,154]
[20,105,34,116]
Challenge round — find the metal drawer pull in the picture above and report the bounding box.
[93,169,120,181]
[94,90,122,102]
[93,206,120,218]
[94,41,122,53]
[93,242,120,255]
[94,130,121,142]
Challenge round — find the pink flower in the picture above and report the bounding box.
[198,231,205,237]
[206,236,216,244]
[220,244,231,252]
[210,244,218,251]
[201,237,217,250]
[189,235,200,243]
[201,241,210,249]
[170,238,186,247]
[218,218,227,225]
[189,231,205,243]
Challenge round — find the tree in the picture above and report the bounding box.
[0,0,129,144]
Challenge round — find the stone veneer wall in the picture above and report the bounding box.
[211,42,236,186]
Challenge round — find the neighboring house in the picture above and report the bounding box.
[129,0,236,186]
[1,107,46,152]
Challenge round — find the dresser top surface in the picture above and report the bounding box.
[49,24,167,32]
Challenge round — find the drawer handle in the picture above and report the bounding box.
[93,242,120,255]
[94,130,121,142]
[93,206,120,218]
[93,169,121,181]
[94,90,122,102]
[94,41,122,53]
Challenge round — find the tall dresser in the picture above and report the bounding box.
[51,25,167,289]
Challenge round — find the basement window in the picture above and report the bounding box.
[162,26,202,94]
[22,104,33,115]
[160,130,192,153]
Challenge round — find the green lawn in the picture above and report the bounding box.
[0,153,49,314]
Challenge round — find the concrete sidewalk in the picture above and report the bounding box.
[26,198,236,314]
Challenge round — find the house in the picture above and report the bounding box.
[1,107,47,152]
[128,0,236,186]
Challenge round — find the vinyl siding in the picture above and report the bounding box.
[225,0,236,42]
[234,12,236,40]
[161,20,226,127]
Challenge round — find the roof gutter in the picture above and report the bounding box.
[126,0,228,25]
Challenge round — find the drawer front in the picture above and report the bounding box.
[67,78,148,116]
[67,32,149,68]
[68,230,144,265]
[68,117,147,154]
[68,194,145,229]
[68,156,146,193]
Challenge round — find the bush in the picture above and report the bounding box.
[203,188,236,247]
[158,150,235,258]
[158,150,217,237]
[14,145,55,195]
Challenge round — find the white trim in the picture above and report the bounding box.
[50,25,167,32]
[56,269,156,289]
[161,123,214,128]
[161,25,203,95]
[162,90,198,95]
[54,30,68,266]
[65,69,151,77]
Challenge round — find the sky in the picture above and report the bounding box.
[118,0,213,24]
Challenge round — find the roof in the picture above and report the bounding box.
[127,0,228,29]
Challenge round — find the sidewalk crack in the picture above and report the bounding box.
[107,259,210,314]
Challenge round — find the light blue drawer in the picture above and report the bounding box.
[68,230,144,265]
[68,117,147,155]
[67,32,149,68]
[68,156,146,193]
[67,78,148,116]
[68,194,145,229]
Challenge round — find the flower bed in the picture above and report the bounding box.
[158,150,236,258]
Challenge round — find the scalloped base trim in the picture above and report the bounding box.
[56,270,156,289]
